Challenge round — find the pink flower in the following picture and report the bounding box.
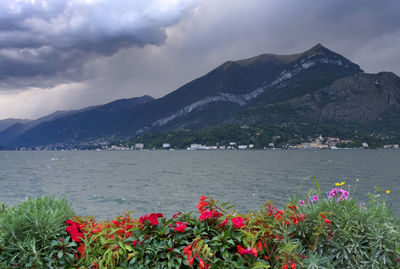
[299,200,308,206]
[312,195,319,202]
[231,217,244,228]
[328,188,349,201]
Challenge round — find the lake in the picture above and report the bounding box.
[0,150,399,219]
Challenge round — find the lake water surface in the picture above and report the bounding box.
[0,150,399,219]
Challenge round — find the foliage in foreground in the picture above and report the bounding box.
[0,196,75,268]
[0,183,399,268]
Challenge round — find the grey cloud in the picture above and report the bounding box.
[1,0,400,120]
[0,0,197,89]
[79,0,400,103]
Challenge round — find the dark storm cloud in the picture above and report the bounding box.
[0,0,197,89]
[92,0,400,95]
[1,0,400,120]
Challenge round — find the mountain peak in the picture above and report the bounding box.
[311,43,325,50]
[218,43,342,71]
[302,43,331,56]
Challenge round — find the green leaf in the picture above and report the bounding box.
[57,250,63,259]
[313,175,322,196]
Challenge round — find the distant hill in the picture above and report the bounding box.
[1,44,399,148]
[0,95,153,147]
[0,118,30,132]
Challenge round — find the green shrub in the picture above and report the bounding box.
[295,194,400,268]
[0,196,75,268]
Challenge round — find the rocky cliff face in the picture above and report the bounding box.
[292,72,400,124]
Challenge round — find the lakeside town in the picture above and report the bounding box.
[11,135,400,151]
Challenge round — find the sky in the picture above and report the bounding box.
[0,0,399,120]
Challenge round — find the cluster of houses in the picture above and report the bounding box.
[187,142,255,150]
[289,136,353,149]
[103,143,145,151]
[383,144,400,149]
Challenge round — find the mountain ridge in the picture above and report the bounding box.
[1,44,399,148]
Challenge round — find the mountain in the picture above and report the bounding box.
[0,118,30,132]
[2,43,400,148]
[0,111,80,146]
[115,43,363,132]
[0,95,153,147]
[233,71,400,126]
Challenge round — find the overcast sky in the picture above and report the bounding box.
[0,0,399,120]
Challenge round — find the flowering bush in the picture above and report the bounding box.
[1,183,399,268]
[294,186,400,268]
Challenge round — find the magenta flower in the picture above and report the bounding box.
[299,200,306,206]
[312,195,319,202]
[328,188,349,201]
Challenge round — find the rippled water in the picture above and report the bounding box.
[0,150,399,219]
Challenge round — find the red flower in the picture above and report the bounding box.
[76,243,85,260]
[257,241,263,251]
[139,213,163,225]
[173,212,182,218]
[174,221,187,233]
[219,217,228,227]
[183,244,196,266]
[282,262,296,269]
[199,258,210,269]
[90,224,103,234]
[65,220,83,243]
[276,209,284,215]
[237,245,257,257]
[199,210,221,221]
[320,214,332,225]
[231,217,244,228]
[188,257,194,266]
[184,244,193,259]
[132,240,139,247]
[196,196,209,213]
